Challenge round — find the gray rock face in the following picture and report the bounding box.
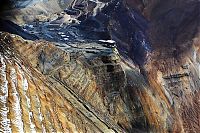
[14,0,45,7]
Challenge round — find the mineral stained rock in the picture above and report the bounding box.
[0,0,200,133]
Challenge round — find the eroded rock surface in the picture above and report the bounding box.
[0,33,105,133]
[0,0,200,133]
[0,32,147,132]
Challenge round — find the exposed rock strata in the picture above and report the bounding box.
[0,33,104,132]
[0,33,148,132]
[0,0,200,132]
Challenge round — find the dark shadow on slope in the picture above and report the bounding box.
[0,19,39,40]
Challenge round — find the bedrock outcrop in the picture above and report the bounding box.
[0,32,150,132]
[0,0,200,133]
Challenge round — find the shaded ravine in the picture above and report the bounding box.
[0,19,38,40]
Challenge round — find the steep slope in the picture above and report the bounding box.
[0,0,200,132]
[144,0,200,132]
[0,33,115,132]
[62,0,200,132]
[0,31,150,132]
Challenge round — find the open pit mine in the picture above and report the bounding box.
[0,0,200,132]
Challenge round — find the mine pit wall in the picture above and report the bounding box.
[0,34,103,133]
[142,0,200,132]
[5,31,200,132]
[1,33,127,131]
[144,34,200,132]
[2,32,153,132]
[118,0,200,132]
[1,0,200,132]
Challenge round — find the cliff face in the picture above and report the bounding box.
[0,33,104,133]
[0,0,200,133]
[144,0,200,132]
[0,32,147,132]
[126,0,200,132]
